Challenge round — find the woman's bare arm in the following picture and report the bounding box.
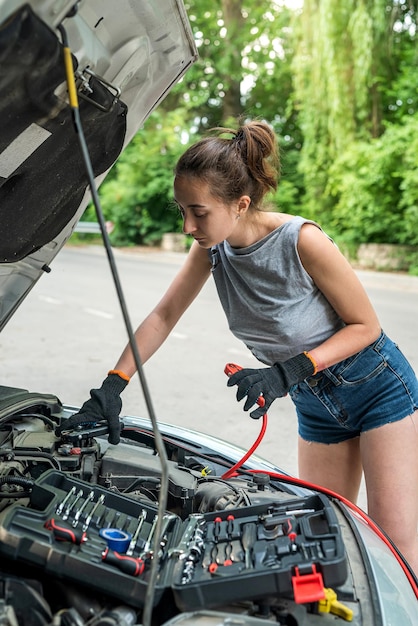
[297,223,381,371]
[114,242,212,377]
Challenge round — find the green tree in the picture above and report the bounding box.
[94,1,302,245]
[88,1,418,258]
[327,114,418,247]
[167,1,297,129]
[292,0,417,232]
[97,110,189,245]
[383,1,418,122]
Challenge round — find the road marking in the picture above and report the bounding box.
[84,308,114,319]
[38,295,62,305]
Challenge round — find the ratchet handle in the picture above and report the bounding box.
[224,363,266,407]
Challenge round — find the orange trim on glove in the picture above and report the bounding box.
[303,351,318,376]
[108,369,131,383]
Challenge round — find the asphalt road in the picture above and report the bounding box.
[2,244,418,510]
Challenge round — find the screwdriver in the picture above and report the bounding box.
[45,518,87,545]
[102,547,145,576]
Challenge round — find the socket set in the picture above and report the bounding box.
[0,469,179,608]
[0,469,347,611]
[170,495,348,610]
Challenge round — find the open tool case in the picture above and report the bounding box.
[0,469,347,610]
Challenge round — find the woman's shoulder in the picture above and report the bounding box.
[263,212,318,227]
[263,211,295,229]
[266,213,320,238]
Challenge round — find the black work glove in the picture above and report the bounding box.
[227,352,317,419]
[56,370,130,444]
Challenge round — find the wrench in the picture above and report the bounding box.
[62,489,84,521]
[126,509,147,556]
[56,485,76,516]
[72,490,94,527]
[82,494,105,532]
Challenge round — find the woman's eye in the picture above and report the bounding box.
[194,213,206,219]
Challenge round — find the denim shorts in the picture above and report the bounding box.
[289,331,418,444]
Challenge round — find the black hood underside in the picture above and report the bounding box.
[0,5,127,263]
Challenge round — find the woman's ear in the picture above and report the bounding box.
[237,195,251,215]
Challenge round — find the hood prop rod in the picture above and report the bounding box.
[58,22,167,626]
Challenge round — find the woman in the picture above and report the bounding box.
[58,120,418,573]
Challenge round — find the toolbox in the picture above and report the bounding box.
[0,469,348,610]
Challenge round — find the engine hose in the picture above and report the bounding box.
[12,450,61,470]
[0,475,34,488]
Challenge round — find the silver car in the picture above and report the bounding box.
[0,2,417,625]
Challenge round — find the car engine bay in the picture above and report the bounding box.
[0,385,376,626]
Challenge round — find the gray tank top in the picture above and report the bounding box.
[210,216,345,365]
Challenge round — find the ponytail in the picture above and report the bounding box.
[174,120,280,209]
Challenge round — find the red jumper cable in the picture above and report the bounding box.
[222,363,267,480]
[223,362,418,598]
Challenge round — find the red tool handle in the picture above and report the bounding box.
[224,363,266,407]
[102,548,145,576]
[45,518,87,545]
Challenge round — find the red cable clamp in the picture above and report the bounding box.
[224,363,266,408]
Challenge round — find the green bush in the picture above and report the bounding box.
[326,114,418,248]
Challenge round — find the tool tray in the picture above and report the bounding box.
[0,469,177,608]
[171,494,347,610]
[0,469,347,611]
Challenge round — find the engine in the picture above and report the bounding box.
[0,387,357,626]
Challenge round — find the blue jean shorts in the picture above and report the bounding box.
[289,331,418,444]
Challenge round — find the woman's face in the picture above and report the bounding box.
[174,176,243,249]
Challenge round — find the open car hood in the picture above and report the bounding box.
[0,0,197,332]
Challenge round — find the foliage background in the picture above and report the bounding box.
[79,0,418,272]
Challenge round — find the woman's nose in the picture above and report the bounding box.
[182,214,197,234]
